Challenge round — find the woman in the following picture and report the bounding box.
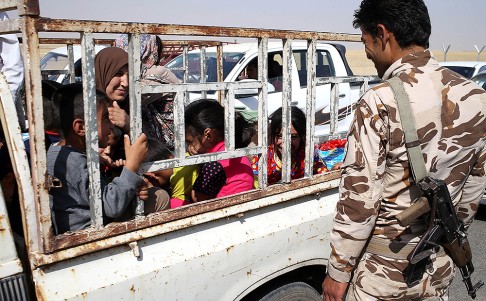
[252,106,328,185]
[115,34,180,151]
[94,47,130,134]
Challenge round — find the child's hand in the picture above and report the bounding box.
[137,178,150,201]
[109,101,130,133]
[124,133,148,173]
[99,147,113,169]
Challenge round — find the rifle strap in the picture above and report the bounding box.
[386,77,427,183]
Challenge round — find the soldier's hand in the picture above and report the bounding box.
[322,275,349,301]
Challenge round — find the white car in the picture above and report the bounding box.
[471,71,486,90]
[165,41,365,136]
[40,45,108,84]
[439,61,486,79]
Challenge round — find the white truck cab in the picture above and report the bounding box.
[166,41,364,136]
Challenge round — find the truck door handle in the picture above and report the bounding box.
[339,93,346,98]
[291,101,298,106]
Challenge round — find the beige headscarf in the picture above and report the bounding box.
[94,47,129,94]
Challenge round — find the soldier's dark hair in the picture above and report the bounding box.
[184,99,255,149]
[269,106,306,145]
[353,0,431,49]
[53,83,108,137]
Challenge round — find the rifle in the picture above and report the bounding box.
[386,77,483,299]
[398,177,484,299]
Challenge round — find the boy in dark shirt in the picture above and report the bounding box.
[47,83,148,234]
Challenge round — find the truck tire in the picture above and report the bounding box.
[258,282,321,301]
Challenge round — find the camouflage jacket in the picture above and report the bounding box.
[327,50,486,283]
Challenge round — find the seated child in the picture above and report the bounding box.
[169,154,199,208]
[252,106,330,186]
[184,99,255,202]
[47,83,148,234]
[138,138,172,213]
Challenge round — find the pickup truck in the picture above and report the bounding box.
[0,1,378,300]
[165,41,372,136]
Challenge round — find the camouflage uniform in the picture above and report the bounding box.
[327,50,486,300]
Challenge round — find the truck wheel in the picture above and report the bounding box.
[258,282,321,301]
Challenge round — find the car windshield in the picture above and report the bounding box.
[165,52,244,83]
[40,51,69,82]
[444,66,475,79]
[472,74,486,90]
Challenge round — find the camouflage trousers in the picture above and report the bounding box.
[345,251,455,301]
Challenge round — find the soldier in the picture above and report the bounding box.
[322,0,486,300]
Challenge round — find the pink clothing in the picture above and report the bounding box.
[193,141,254,198]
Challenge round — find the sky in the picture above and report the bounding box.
[9,0,486,52]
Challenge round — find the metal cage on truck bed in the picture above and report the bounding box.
[0,1,379,300]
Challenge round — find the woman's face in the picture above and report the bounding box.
[274,124,302,159]
[105,65,129,102]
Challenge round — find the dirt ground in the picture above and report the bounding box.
[346,49,486,75]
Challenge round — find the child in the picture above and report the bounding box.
[169,154,199,208]
[138,138,172,213]
[184,99,255,202]
[47,83,148,234]
[252,106,329,186]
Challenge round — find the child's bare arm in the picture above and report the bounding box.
[124,134,148,173]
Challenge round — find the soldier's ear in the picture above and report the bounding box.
[376,24,390,50]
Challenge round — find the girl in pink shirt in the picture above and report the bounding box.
[184,99,255,202]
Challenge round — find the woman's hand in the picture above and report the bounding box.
[108,101,130,133]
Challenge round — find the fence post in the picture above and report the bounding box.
[442,44,450,62]
[475,45,485,61]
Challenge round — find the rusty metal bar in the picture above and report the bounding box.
[17,0,39,16]
[142,81,261,94]
[127,33,144,218]
[67,44,75,83]
[173,91,186,160]
[224,87,236,151]
[200,46,207,99]
[305,39,317,178]
[0,0,17,12]
[257,37,269,190]
[36,18,362,42]
[329,83,339,135]
[0,18,20,33]
[19,37,114,45]
[0,71,36,273]
[140,145,265,174]
[81,32,103,229]
[217,44,223,102]
[20,14,50,254]
[281,38,293,184]
[182,45,189,104]
[316,75,378,85]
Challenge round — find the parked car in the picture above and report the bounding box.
[439,61,486,79]
[471,71,486,90]
[40,45,108,84]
